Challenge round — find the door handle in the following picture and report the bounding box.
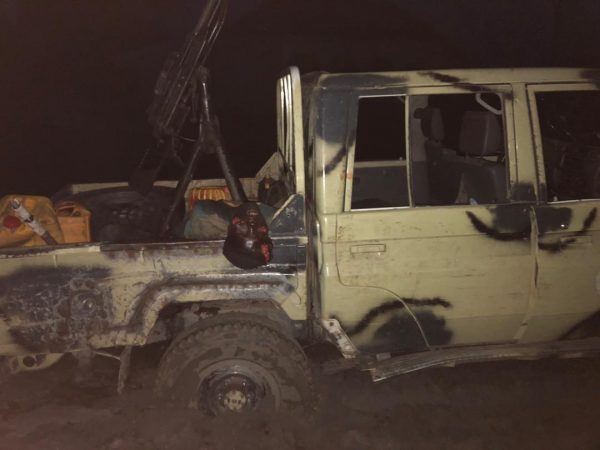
[350,244,386,254]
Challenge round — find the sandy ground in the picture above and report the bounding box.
[1,346,599,450]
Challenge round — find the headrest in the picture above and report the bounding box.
[414,107,444,141]
[459,111,503,156]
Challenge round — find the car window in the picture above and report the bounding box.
[351,96,409,209]
[535,90,600,201]
[349,91,509,210]
[410,93,508,206]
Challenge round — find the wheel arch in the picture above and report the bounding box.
[163,299,298,344]
[113,273,298,341]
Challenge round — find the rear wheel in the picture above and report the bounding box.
[155,315,314,415]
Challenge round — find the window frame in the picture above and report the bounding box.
[344,85,516,212]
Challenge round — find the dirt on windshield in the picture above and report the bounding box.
[1,345,599,450]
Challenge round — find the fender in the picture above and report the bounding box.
[88,273,300,348]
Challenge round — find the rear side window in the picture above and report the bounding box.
[535,91,600,201]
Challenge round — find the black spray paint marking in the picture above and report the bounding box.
[510,182,536,202]
[484,204,571,237]
[467,207,596,253]
[466,211,530,241]
[411,311,453,346]
[492,205,534,233]
[419,71,514,101]
[343,297,451,337]
[371,311,453,350]
[324,146,346,174]
[357,313,427,354]
[421,72,462,84]
[538,207,597,253]
[535,207,573,236]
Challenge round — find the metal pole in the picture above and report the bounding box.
[198,68,247,203]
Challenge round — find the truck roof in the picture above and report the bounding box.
[315,67,600,90]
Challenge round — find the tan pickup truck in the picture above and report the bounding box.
[2,66,600,414]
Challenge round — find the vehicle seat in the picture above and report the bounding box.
[456,111,507,204]
[418,107,462,204]
[420,106,445,155]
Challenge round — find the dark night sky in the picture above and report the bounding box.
[2,0,600,196]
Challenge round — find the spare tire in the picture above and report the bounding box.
[56,186,181,243]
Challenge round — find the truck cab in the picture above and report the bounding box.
[305,67,600,366]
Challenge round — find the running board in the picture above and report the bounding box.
[368,337,600,382]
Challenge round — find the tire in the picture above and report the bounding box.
[155,314,315,415]
[56,186,182,242]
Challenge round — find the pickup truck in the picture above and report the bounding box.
[2,66,600,415]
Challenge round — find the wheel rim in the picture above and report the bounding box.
[196,361,280,414]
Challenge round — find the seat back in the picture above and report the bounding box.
[455,111,507,204]
[416,108,508,206]
[418,107,463,204]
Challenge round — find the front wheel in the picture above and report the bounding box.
[155,315,315,415]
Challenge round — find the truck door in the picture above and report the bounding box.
[522,84,600,342]
[333,85,533,353]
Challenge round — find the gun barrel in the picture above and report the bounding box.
[149,0,228,138]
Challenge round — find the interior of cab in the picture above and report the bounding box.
[536,90,600,201]
[417,106,507,206]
